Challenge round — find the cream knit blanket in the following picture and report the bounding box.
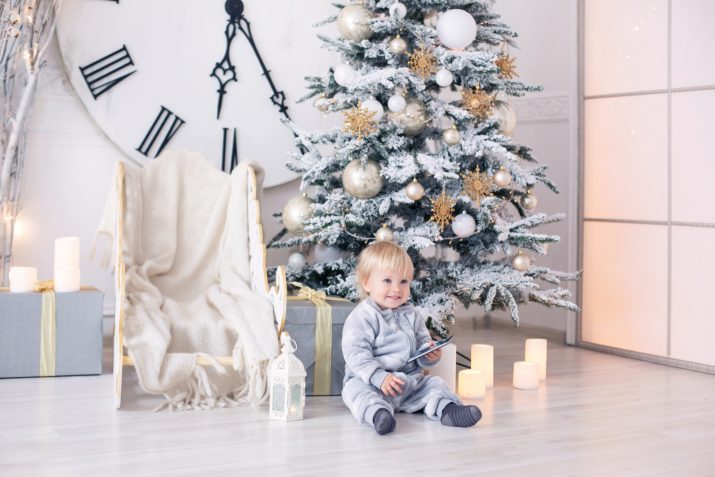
[96,151,279,410]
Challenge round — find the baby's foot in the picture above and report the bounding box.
[373,408,396,435]
[440,402,482,427]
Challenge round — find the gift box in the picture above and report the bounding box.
[282,289,355,396]
[0,288,104,378]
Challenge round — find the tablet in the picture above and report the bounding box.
[406,336,454,362]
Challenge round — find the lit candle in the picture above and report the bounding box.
[54,236,80,270]
[54,267,80,293]
[458,369,485,399]
[525,338,547,380]
[470,344,494,388]
[428,343,457,393]
[512,361,539,390]
[9,266,37,293]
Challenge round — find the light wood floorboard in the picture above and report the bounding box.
[1,317,714,476]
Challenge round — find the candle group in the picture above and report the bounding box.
[512,361,539,389]
[428,343,457,393]
[8,266,37,293]
[458,369,485,399]
[54,236,80,292]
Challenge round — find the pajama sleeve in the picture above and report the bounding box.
[414,311,439,369]
[342,310,389,388]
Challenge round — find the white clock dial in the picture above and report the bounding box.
[56,0,339,187]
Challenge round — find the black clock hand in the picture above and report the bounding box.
[210,0,242,120]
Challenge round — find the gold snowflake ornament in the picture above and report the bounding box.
[342,103,377,140]
[462,168,492,203]
[408,45,438,79]
[462,86,494,118]
[429,190,456,231]
[495,53,518,79]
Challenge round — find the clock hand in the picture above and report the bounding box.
[210,0,242,120]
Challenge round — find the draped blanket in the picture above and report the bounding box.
[96,151,279,410]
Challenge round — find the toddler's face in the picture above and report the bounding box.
[363,267,411,309]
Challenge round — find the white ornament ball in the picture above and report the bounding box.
[362,98,385,122]
[436,9,478,50]
[442,127,461,146]
[451,212,477,237]
[342,159,384,199]
[493,168,512,188]
[282,194,313,234]
[375,225,394,241]
[388,35,408,55]
[493,100,517,136]
[337,4,374,42]
[521,191,538,211]
[389,2,407,19]
[512,252,531,272]
[334,64,356,87]
[435,69,454,87]
[405,179,425,201]
[389,96,428,136]
[388,94,406,112]
[288,252,307,269]
[314,244,343,262]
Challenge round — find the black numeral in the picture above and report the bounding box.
[222,127,239,172]
[136,106,185,158]
[79,45,136,99]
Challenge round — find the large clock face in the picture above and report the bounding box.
[56,0,339,187]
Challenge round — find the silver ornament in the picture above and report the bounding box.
[389,2,407,19]
[493,168,512,188]
[388,94,406,112]
[405,178,425,201]
[521,191,538,211]
[493,99,517,136]
[288,252,307,269]
[389,96,428,136]
[435,69,454,87]
[362,98,384,121]
[451,211,476,237]
[337,4,374,42]
[512,252,531,272]
[334,63,356,86]
[442,127,461,146]
[388,35,408,55]
[343,159,384,199]
[282,194,314,234]
[313,95,329,113]
[375,224,394,241]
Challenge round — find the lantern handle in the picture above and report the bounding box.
[280,331,297,353]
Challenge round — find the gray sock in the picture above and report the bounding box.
[373,408,396,435]
[440,403,482,427]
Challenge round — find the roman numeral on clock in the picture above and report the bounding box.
[136,106,185,158]
[222,127,238,172]
[79,45,137,100]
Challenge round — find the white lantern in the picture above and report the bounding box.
[269,332,307,421]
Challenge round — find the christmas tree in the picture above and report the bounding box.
[272,0,579,336]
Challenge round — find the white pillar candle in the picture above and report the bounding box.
[54,267,80,293]
[470,344,494,388]
[458,369,485,399]
[525,338,548,380]
[428,343,457,393]
[512,361,539,390]
[54,236,80,270]
[9,266,37,293]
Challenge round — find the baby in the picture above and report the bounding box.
[341,241,481,435]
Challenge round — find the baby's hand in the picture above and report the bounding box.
[425,341,442,362]
[380,373,405,397]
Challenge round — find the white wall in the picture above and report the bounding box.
[14,1,579,333]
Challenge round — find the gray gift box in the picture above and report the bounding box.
[0,289,104,378]
[283,299,355,396]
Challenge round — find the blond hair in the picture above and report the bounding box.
[356,241,414,298]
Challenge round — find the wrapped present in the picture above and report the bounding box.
[0,287,104,378]
[282,284,355,396]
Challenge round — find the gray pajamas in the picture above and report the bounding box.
[341,298,460,427]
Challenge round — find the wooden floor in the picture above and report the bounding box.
[2,317,715,477]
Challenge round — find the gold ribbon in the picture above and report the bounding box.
[287,282,348,395]
[39,291,56,377]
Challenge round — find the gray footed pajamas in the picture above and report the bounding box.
[341,298,460,427]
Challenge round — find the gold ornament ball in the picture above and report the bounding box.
[375,224,394,241]
[337,4,374,42]
[512,252,531,272]
[493,168,512,188]
[389,96,428,136]
[521,191,538,211]
[442,127,461,146]
[405,179,425,201]
[343,159,384,199]
[282,194,314,234]
[388,36,408,55]
[493,100,517,136]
